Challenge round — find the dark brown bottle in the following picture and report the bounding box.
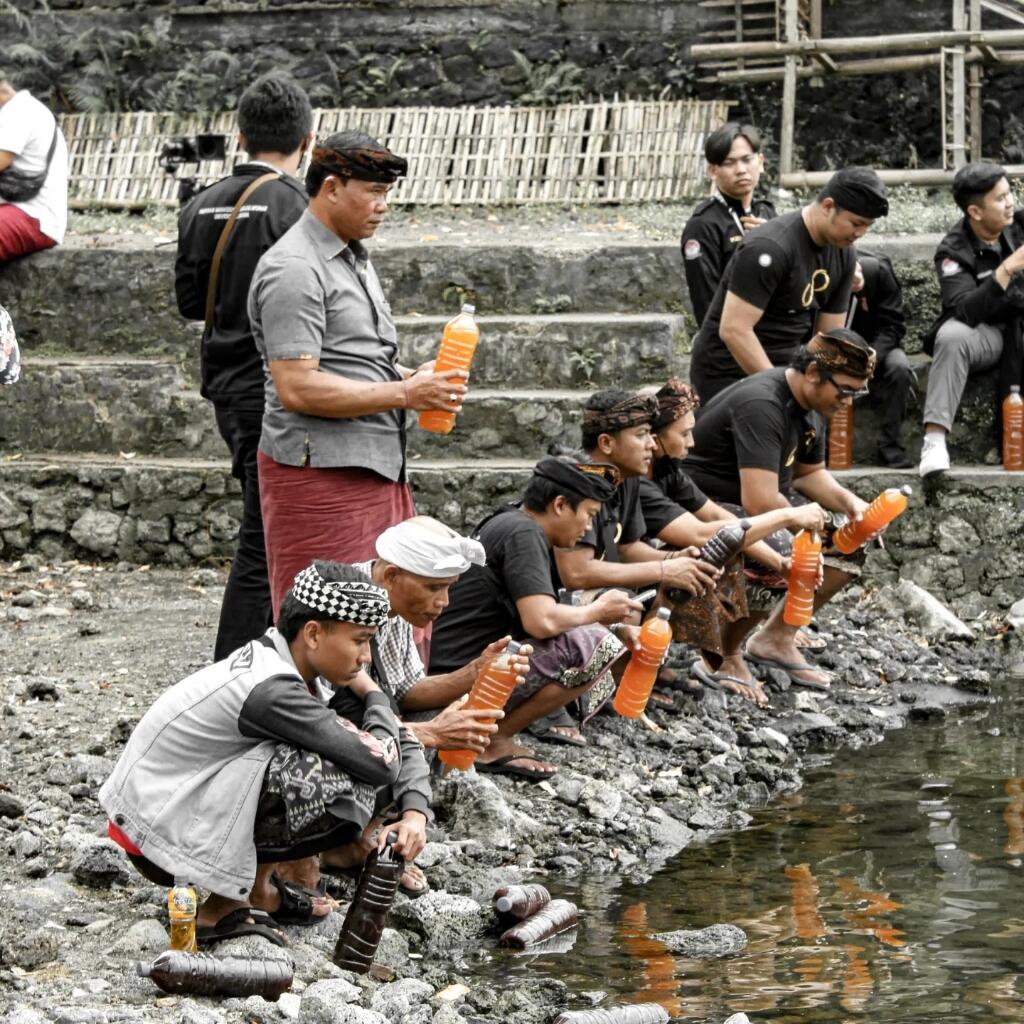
[552,1004,670,1024]
[333,832,404,974]
[136,952,293,1001]
[494,883,551,921]
[665,520,750,604]
[498,898,579,948]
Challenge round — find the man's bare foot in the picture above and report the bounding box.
[400,863,429,895]
[478,735,557,776]
[320,837,374,875]
[273,856,321,891]
[746,631,831,688]
[249,868,334,921]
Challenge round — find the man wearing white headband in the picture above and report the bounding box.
[100,561,418,947]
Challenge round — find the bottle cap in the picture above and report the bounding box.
[136,961,152,977]
[738,519,751,531]
[496,896,513,913]
[461,303,476,315]
[506,640,522,655]
[655,607,671,621]
[1012,385,1021,393]
[172,875,190,886]
[899,485,912,496]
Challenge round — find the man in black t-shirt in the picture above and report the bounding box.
[175,72,312,660]
[681,122,777,327]
[682,330,878,690]
[430,457,641,766]
[689,166,889,403]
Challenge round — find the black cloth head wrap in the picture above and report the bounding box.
[807,330,877,380]
[582,393,660,436]
[312,143,408,184]
[821,167,889,219]
[652,377,700,430]
[533,456,619,503]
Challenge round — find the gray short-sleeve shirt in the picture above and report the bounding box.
[249,210,406,480]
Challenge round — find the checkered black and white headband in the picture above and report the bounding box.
[290,565,390,627]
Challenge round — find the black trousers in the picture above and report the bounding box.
[213,405,274,662]
[869,348,915,460]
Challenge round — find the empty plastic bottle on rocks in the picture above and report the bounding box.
[498,898,579,948]
[552,1004,670,1024]
[783,530,821,627]
[439,641,522,771]
[832,485,911,554]
[665,519,750,604]
[418,304,480,435]
[333,832,404,974]
[828,403,853,470]
[136,952,293,1001]
[167,876,197,953]
[612,608,672,719]
[494,883,551,921]
[1004,385,1023,471]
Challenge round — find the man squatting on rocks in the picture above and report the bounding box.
[175,72,314,660]
[918,160,1024,478]
[247,131,470,616]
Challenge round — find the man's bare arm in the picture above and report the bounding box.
[718,292,773,375]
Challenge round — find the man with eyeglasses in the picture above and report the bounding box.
[680,329,878,691]
[689,166,888,404]
[681,122,777,327]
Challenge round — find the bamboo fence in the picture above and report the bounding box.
[59,99,732,209]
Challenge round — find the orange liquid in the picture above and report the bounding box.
[168,883,197,953]
[612,613,672,718]
[783,530,821,627]
[418,310,480,435]
[1003,389,1023,471]
[439,653,518,770]
[828,403,853,470]
[832,488,909,554]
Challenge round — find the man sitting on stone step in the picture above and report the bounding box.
[248,131,469,619]
[680,329,877,691]
[688,166,888,403]
[175,72,314,662]
[918,161,1024,478]
[429,458,640,766]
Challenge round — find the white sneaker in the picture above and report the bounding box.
[919,436,950,478]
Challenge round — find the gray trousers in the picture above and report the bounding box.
[922,319,1004,432]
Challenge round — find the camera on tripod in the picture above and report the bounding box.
[159,134,227,205]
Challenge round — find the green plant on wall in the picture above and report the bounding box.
[511,51,584,106]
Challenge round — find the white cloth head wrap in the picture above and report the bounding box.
[376,517,486,578]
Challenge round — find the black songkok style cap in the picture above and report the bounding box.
[952,160,1007,212]
[819,166,889,219]
[312,130,408,184]
[704,122,762,165]
[533,456,619,504]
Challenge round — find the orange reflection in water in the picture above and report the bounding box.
[618,902,683,1018]
[835,877,906,948]
[1004,778,1024,856]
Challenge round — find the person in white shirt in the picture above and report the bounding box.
[0,73,68,262]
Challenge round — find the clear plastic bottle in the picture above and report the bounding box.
[832,485,911,554]
[552,1005,670,1024]
[783,530,821,627]
[665,519,750,604]
[167,876,197,953]
[418,304,480,435]
[137,952,292,1001]
[1003,385,1023,471]
[828,403,853,470]
[439,641,522,771]
[612,608,672,719]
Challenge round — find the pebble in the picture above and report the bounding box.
[0,792,25,818]
[653,923,748,958]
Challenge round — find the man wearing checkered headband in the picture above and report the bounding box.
[100,560,430,947]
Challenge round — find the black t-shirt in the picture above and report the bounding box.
[690,210,855,388]
[651,457,710,514]
[579,477,646,561]
[429,509,556,675]
[680,368,827,506]
[637,478,686,538]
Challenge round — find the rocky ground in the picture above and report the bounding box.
[0,557,1018,1024]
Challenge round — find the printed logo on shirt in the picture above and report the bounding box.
[729,234,743,244]
[785,447,797,467]
[758,253,773,268]
[229,644,254,673]
[684,239,702,260]
[941,258,961,277]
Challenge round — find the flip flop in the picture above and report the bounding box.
[743,651,831,691]
[526,720,587,747]
[690,660,769,705]
[196,907,289,948]
[268,873,330,926]
[476,753,559,782]
[795,629,828,652]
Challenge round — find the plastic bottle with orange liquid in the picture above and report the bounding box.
[439,640,522,771]
[783,530,822,627]
[828,403,853,470]
[418,304,479,435]
[612,607,672,718]
[167,877,197,953]
[1004,385,1023,471]
[832,485,912,554]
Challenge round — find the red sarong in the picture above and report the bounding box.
[258,452,416,618]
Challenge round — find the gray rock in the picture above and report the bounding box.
[13,830,42,859]
[653,923,748,958]
[723,1015,753,1024]
[70,589,96,610]
[69,510,123,556]
[776,711,839,738]
[70,837,130,888]
[875,579,974,640]
[4,1007,48,1024]
[1,925,62,969]
[0,792,25,818]
[375,926,410,967]
[370,978,434,1020]
[434,771,515,848]
[1007,597,1024,631]
[110,918,169,953]
[300,1000,386,1024]
[12,589,43,607]
[175,1002,225,1024]
[389,890,486,951]
[299,977,362,1021]
[579,778,622,820]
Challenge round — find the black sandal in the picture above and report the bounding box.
[268,873,328,925]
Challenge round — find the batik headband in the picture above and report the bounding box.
[581,393,660,435]
[311,144,408,184]
[807,331,877,380]
[651,377,700,430]
[290,565,390,627]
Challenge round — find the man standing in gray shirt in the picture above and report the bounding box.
[249,132,468,616]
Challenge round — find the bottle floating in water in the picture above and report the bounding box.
[828,402,853,470]
[418,304,480,435]
[831,485,911,554]
[494,883,551,921]
[552,1003,670,1024]
[498,898,579,948]
[783,530,821,628]
[333,832,404,974]
[611,608,672,719]
[439,641,522,771]
[1003,385,1023,471]
[665,519,750,604]
[167,876,197,953]
[136,952,293,1002]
